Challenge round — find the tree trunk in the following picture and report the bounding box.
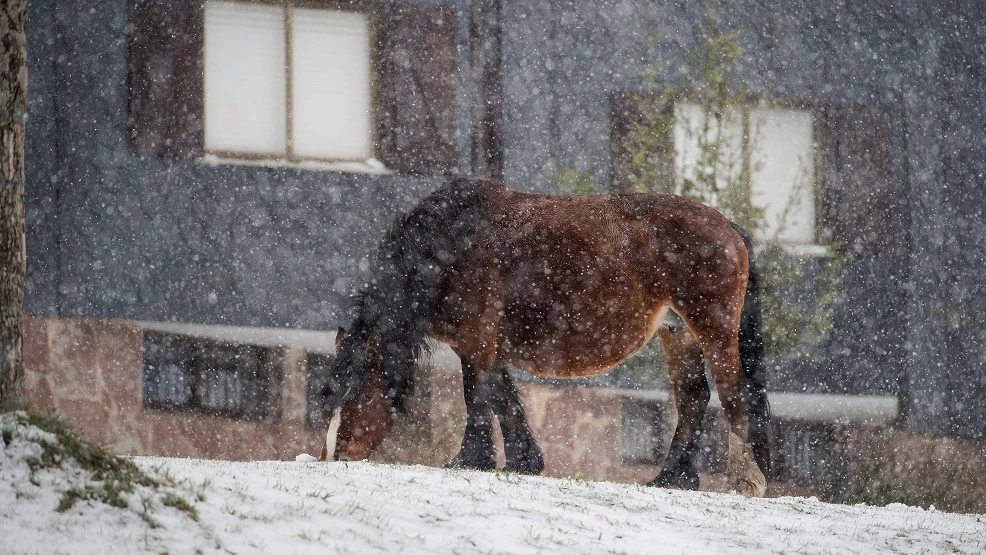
[0,0,27,409]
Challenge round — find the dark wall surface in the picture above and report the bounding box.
[26,0,470,330]
[25,0,986,437]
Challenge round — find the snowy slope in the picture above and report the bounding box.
[2,414,985,554]
[4,459,986,554]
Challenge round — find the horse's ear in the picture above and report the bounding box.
[335,327,346,352]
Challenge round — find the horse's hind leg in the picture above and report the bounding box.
[648,327,709,490]
[447,358,497,470]
[685,306,767,497]
[699,333,766,497]
[488,365,544,475]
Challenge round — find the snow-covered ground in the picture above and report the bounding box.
[3,414,985,554]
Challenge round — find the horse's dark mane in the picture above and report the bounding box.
[344,177,486,414]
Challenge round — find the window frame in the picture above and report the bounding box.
[613,91,901,256]
[142,330,282,423]
[130,0,459,175]
[202,0,382,165]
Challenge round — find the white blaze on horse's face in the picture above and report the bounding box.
[325,407,342,462]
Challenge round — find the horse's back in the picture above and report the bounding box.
[480,185,746,291]
[478,182,735,244]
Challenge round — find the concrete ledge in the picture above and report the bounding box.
[137,321,339,354]
[621,388,898,425]
[768,392,898,425]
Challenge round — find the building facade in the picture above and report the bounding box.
[23,0,986,466]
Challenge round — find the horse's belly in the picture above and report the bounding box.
[500,304,667,379]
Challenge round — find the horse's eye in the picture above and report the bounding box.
[321,378,344,400]
[321,381,335,397]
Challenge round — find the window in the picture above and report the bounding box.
[142,331,281,422]
[772,420,848,491]
[130,0,458,174]
[674,102,817,245]
[203,1,373,161]
[611,94,896,253]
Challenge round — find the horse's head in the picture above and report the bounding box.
[320,328,395,462]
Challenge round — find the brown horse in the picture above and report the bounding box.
[319,177,770,496]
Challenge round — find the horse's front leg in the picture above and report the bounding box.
[488,365,544,475]
[648,327,709,490]
[442,254,507,472]
[446,357,497,470]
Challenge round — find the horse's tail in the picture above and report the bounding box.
[359,177,486,414]
[732,222,772,479]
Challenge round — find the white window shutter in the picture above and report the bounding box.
[290,9,373,160]
[204,1,287,155]
[751,108,816,245]
[673,102,745,206]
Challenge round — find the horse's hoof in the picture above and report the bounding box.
[732,476,767,498]
[727,432,767,497]
[503,450,544,475]
[445,452,496,471]
[504,458,544,476]
[649,453,700,490]
[647,469,699,490]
